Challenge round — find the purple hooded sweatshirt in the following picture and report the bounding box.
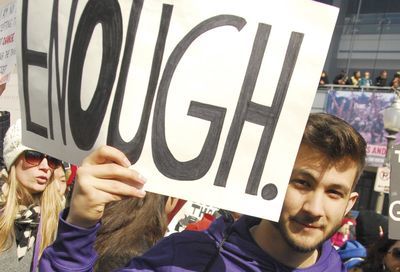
[40,211,346,271]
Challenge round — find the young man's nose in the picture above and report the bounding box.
[302,192,324,218]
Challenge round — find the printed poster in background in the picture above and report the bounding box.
[0,0,16,83]
[165,201,219,236]
[17,0,338,221]
[0,71,20,123]
[325,90,399,167]
[389,144,400,239]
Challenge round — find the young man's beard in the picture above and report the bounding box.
[270,219,342,253]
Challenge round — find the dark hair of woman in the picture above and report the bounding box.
[94,192,168,272]
[360,235,397,272]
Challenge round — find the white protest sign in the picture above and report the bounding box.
[0,0,16,78]
[17,0,338,221]
[389,145,400,239]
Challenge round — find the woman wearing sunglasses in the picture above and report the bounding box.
[0,119,64,272]
[361,235,400,272]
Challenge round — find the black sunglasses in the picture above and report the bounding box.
[388,247,400,259]
[23,150,62,169]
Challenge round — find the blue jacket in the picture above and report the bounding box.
[40,211,346,271]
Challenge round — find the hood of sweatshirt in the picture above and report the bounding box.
[204,215,346,272]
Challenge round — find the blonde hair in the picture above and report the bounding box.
[0,164,64,258]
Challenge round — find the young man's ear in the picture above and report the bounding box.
[345,192,358,215]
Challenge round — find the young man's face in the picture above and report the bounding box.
[277,144,358,253]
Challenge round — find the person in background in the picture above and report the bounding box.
[349,70,362,86]
[333,70,349,85]
[94,193,175,272]
[359,71,373,87]
[375,70,388,87]
[0,119,64,271]
[391,77,400,93]
[360,236,400,272]
[356,210,388,249]
[390,72,400,87]
[53,164,71,207]
[337,240,367,272]
[319,70,329,85]
[331,216,356,249]
[0,111,10,172]
[0,74,10,171]
[40,113,366,271]
[63,164,77,207]
[184,210,241,232]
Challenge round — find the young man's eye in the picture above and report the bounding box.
[291,179,310,188]
[327,190,344,199]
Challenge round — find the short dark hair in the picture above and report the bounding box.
[302,113,366,187]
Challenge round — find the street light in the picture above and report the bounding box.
[383,90,400,134]
[375,90,400,214]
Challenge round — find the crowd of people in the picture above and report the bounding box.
[331,209,400,271]
[0,57,399,271]
[320,69,400,91]
[0,111,398,271]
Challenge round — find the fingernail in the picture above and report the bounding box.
[138,189,146,197]
[138,174,147,183]
[123,158,131,167]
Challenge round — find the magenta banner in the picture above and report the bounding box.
[325,90,399,167]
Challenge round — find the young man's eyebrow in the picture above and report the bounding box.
[291,169,351,195]
[290,169,317,183]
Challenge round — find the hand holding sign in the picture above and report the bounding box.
[67,145,146,228]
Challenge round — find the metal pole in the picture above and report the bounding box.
[375,134,396,214]
[375,193,384,214]
[345,0,362,76]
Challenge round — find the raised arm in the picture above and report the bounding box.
[39,146,147,271]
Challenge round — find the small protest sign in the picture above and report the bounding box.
[389,144,400,239]
[16,0,338,220]
[374,166,390,194]
[0,0,16,79]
